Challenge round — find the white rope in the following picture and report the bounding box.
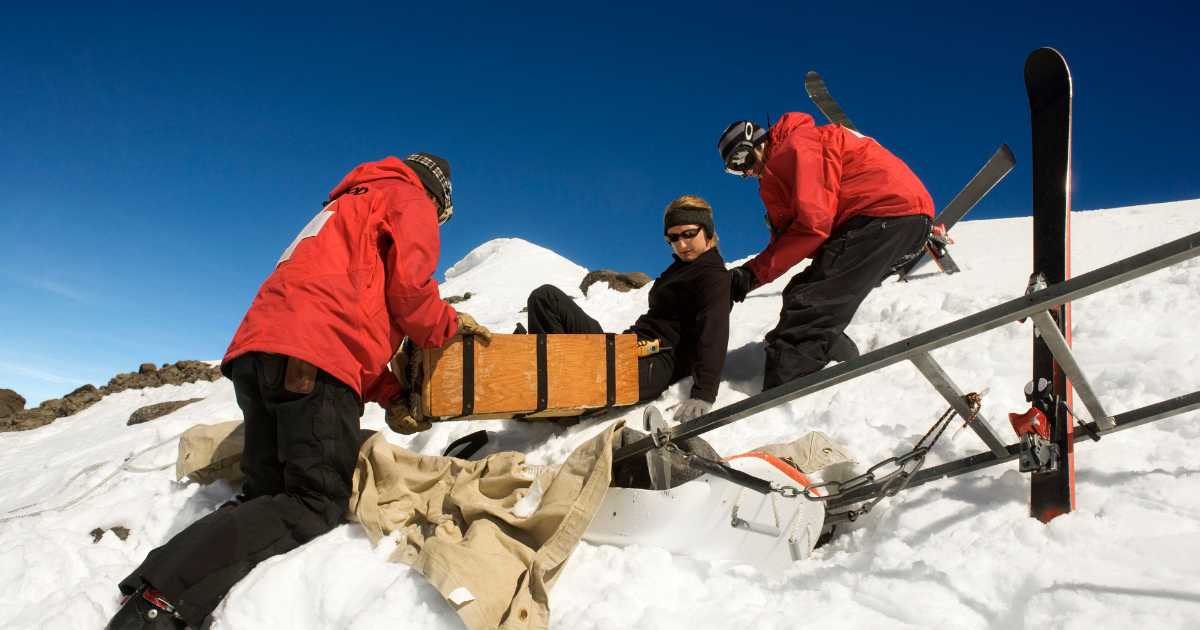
[0,432,184,524]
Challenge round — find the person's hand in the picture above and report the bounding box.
[455,311,492,341]
[385,396,432,434]
[673,398,713,422]
[729,266,757,303]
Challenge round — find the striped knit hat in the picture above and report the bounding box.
[403,153,453,224]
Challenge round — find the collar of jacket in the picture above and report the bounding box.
[670,247,724,265]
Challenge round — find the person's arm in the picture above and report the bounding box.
[382,189,459,350]
[362,370,402,406]
[687,265,732,403]
[746,133,843,285]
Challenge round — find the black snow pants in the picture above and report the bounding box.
[762,214,931,390]
[118,352,363,628]
[526,284,675,402]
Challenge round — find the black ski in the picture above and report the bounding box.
[804,71,858,131]
[897,144,1017,280]
[1025,47,1075,522]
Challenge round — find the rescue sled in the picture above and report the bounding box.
[583,408,854,576]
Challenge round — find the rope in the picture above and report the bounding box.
[0,432,184,525]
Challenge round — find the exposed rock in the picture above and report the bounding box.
[0,360,223,433]
[102,360,222,395]
[90,526,130,543]
[128,398,204,426]
[446,291,473,305]
[58,384,103,415]
[580,270,652,296]
[0,389,25,419]
[1,408,57,432]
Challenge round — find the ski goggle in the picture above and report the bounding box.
[718,120,766,176]
[723,146,758,176]
[665,227,703,242]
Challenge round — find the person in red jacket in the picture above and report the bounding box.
[107,153,490,630]
[718,113,934,391]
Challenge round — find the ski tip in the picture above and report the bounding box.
[1026,46,1066,63]
[805,70,821,81]
[1024,47,1072,100]
[999,143,1015,163]
[1024,47,1070,77]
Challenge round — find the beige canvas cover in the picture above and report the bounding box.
[349,424,620,630]
[174,420,245,484]
[175,419,619,630]
[753,430,856,473]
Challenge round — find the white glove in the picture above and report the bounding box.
[673,398,713,423]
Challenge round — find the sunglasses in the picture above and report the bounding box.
[666,228,703,243]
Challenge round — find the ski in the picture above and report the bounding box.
[1025,47,1075,522]
[897,144,1016,280]
[804,71,858,131]
[802,72,1015,280]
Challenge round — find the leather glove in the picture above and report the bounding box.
[385,395,432,434]
[673,398,713,423]
[729,266,757,303]
[455,311,492,341]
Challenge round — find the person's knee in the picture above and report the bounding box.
[529,284,563,304]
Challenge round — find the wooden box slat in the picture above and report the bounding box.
[422,333,639,420]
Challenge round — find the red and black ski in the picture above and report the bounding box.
[896,145,1016,281]
[804,71,858,131]
[1025,47,1075,522]
[803,71,1015,281]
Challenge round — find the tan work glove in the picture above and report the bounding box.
[385,394,432,434]
[455,311,492,341]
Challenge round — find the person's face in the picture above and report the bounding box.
[747,144,768,179]
[425,190,448,225]
[666,224,713,262]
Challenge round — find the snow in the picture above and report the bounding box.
[2,201,1199,629]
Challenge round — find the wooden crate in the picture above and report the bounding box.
[422,333,639,420]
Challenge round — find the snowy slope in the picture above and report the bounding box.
[2,201,1199,629]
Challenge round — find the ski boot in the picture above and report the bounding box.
[106,585,187,630]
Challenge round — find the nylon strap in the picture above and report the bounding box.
[536,334,548,412]
[605,333,616,408]
[461,335,474,416]
[513,334,549,420]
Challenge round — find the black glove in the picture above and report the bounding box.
[729,265,757,303]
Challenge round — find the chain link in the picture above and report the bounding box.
[767,393,983,514]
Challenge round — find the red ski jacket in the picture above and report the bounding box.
[223,157,459,404]
[747,112,935,284]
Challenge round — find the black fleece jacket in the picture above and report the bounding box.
[628,248,731,403]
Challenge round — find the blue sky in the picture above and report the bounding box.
[2,2,1197,405]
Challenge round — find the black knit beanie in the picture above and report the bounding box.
[664,204,716,239]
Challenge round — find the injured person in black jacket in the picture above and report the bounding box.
[524,195,732,422]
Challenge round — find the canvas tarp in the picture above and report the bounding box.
[175,420,621,630]
[174,420,245,485]
[348,425,620,630]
